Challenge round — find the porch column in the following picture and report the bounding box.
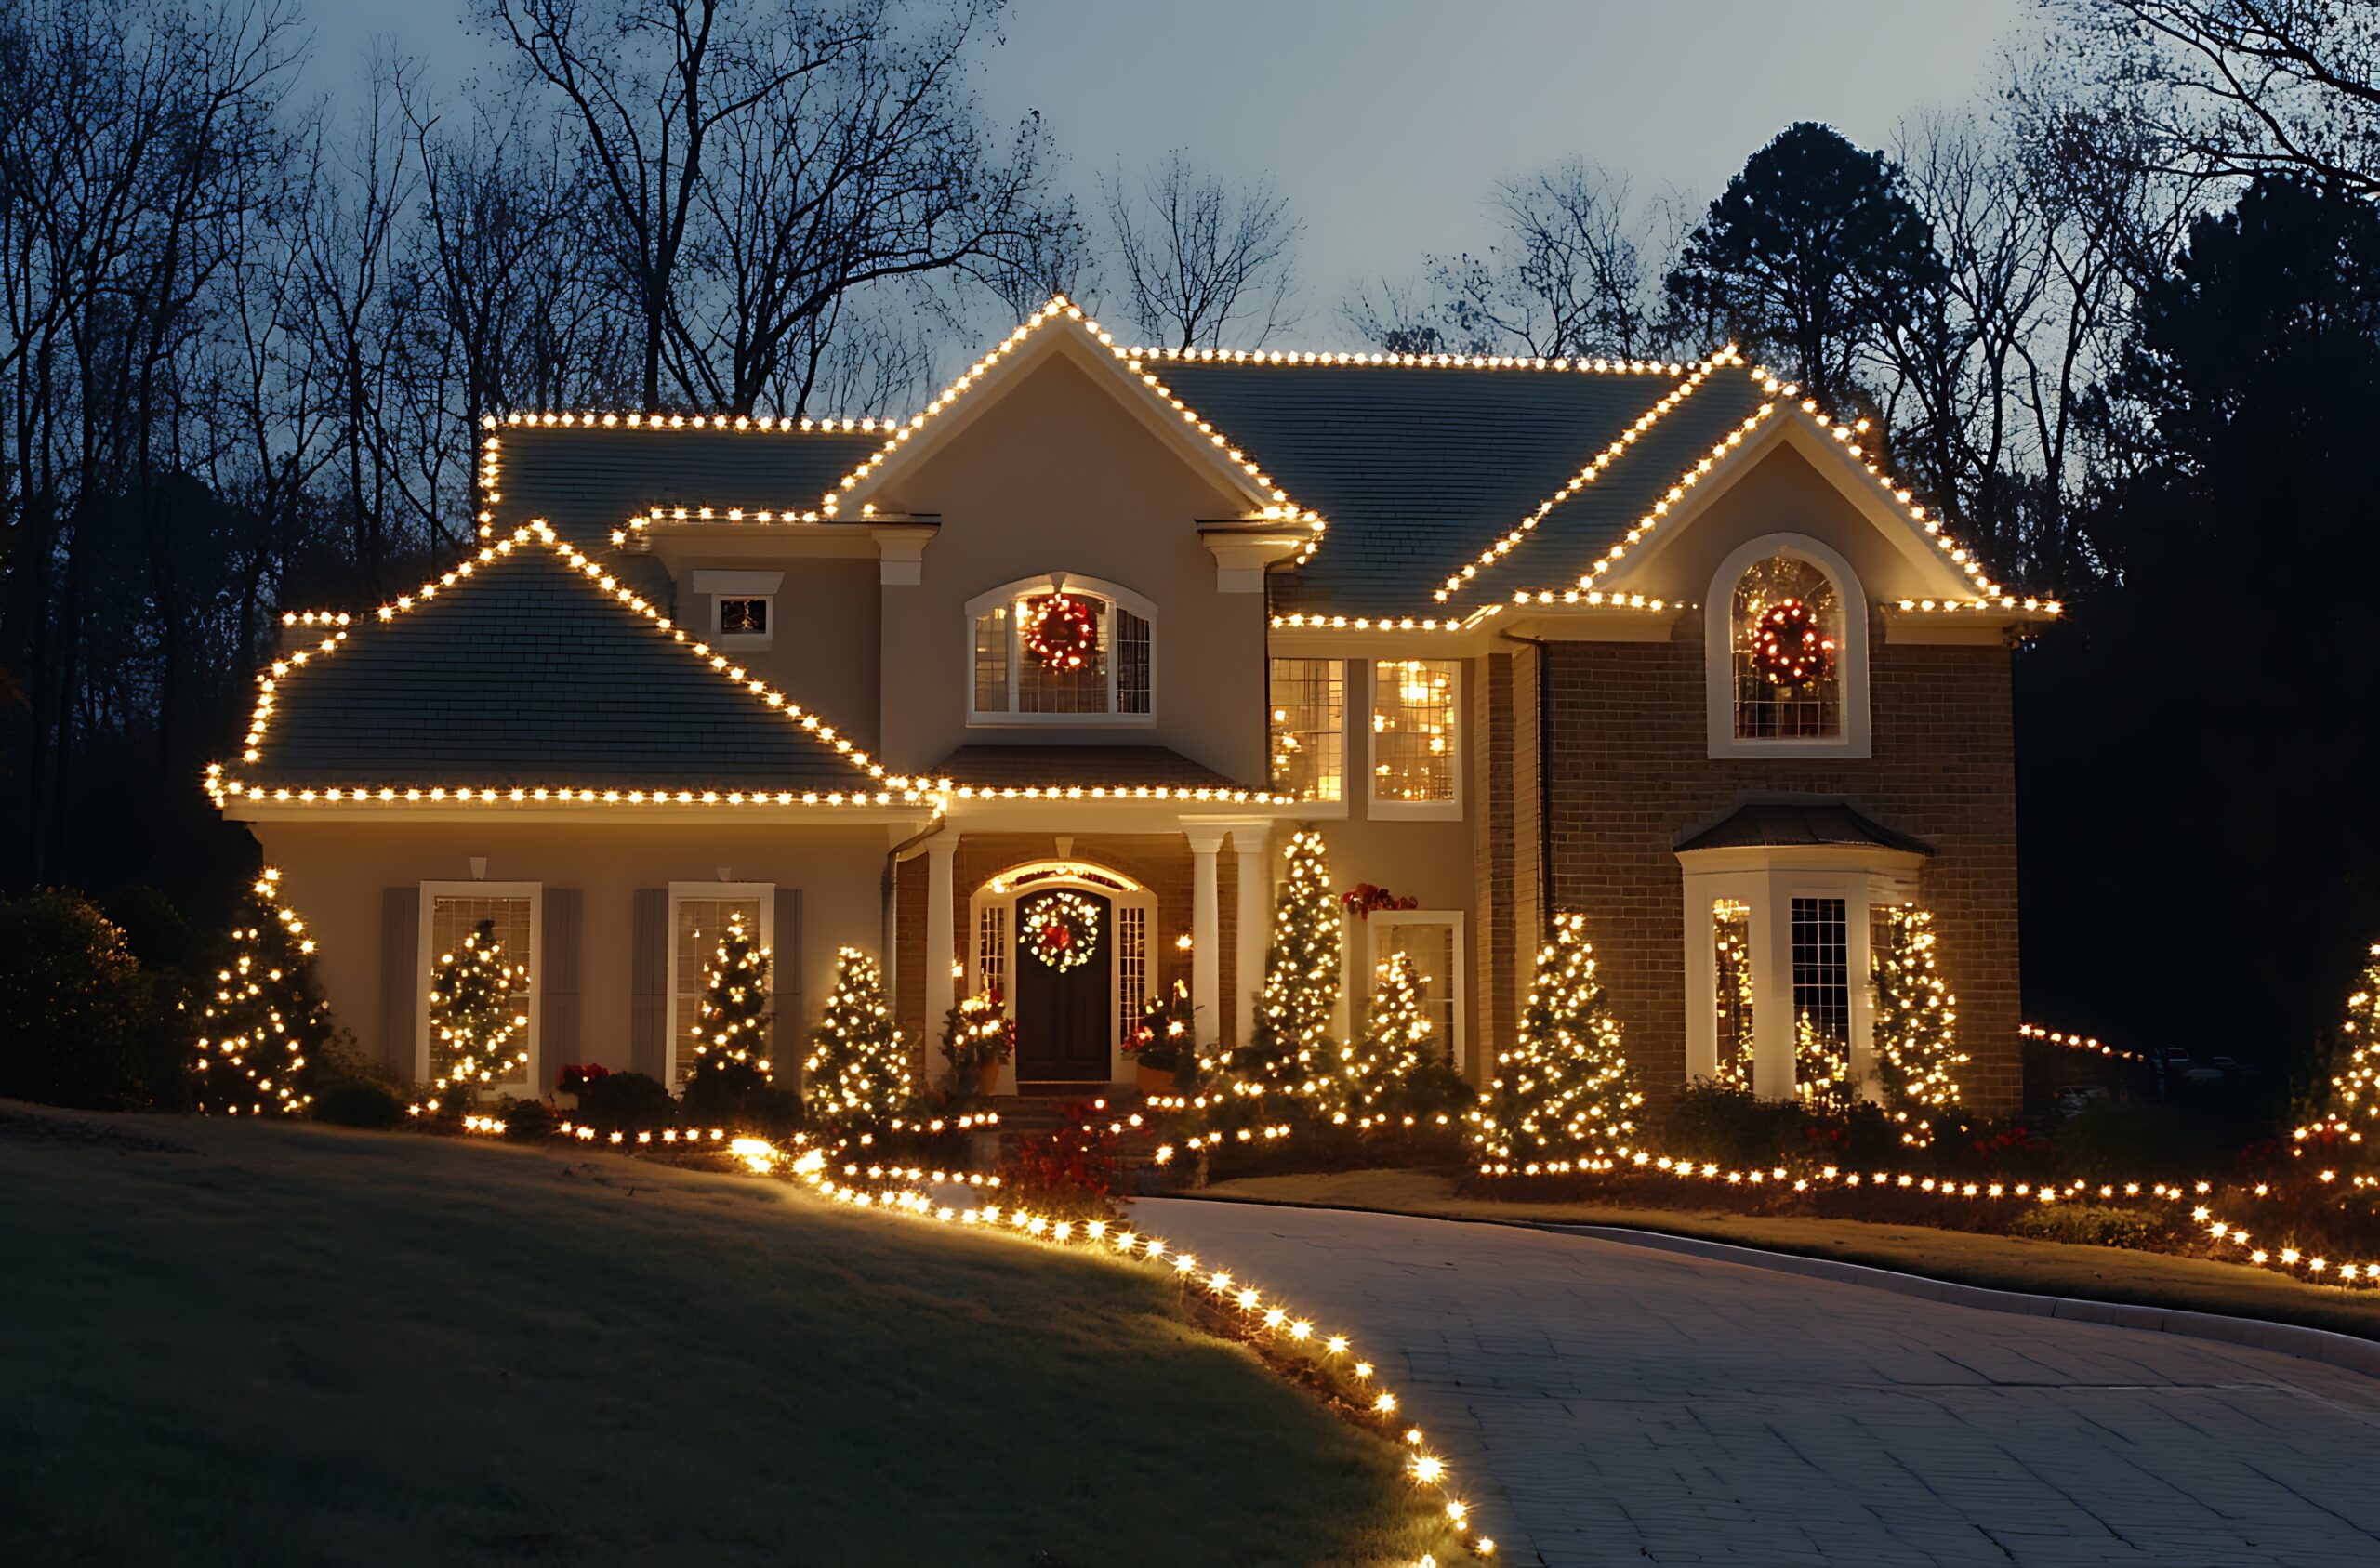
[1233,826,1272,1048]
[923,836,958,1034]
[1183,824,1229,1041]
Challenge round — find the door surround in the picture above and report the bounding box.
[969,858,1157,1085]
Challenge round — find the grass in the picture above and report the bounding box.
[0,1107,1421,1568]
[1194,1167,2380,1343]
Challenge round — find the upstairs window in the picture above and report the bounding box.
[1371,659,1459,811]
[1732,555,1842,740]
[719,597,768,636]
[1269,658,1344,801]
[970,576,1155,723]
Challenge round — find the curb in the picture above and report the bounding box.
[1157,1192,2380,1382]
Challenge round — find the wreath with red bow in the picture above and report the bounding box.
[1025,889,1101,971]
[1023,592,1100,671]
[1752,599,1835,687]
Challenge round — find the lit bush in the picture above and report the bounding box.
[0,890,161,1108]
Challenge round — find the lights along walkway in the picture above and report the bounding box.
[1139,1198,2380,1568]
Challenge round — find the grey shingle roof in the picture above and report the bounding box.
[491,423,881,546]
[1674,801,1934,856]
[242,543,889,792]
[935,744,1260,794]
[1146,357,1771,616]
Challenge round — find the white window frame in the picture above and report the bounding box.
[665,881,777,1088]
[1362,909,1467,1072]
[416,881,543,1097]
[968,859,1158,1079]
[1367,656,1463,821]
[965,573,1158,728]
[1267,656,1349,818]
[694,569,783,652]
[1704,533,1871,759]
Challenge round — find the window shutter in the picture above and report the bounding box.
[630,889,668,1079]
[379,887,420,1078]
[773,889,803,1062]
[543,889,582,1078]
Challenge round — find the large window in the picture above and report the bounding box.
[1790,896,1851,1048]
[1368,912,1464,1070]
[419,885,539,1094]
[1269,658,1344,802]
[1370,659,1459,811]
[1712,898,1754,1091]
[1732,555,1843,739]
[970,576,1154,722]
[668,884,774,1087]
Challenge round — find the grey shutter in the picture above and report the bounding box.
[379,887,420,1079]
[630,889,668,1079]
[542,889,581,1081]
[772,888,803,1067]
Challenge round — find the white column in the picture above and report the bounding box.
[1752,877,1796,1100]
[1679,874,1720,1084]
[1233,828,1271,1048]
[922,837,958,1036]
[1847,884,1880,1101]
[1184,824,1228,1039]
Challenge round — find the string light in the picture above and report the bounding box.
[413,919,529,1116]
[1246,829,1344,1097]
[188,869,321,1117]
[803,948,915,1122]
[691,911,774,1081]
[1871,906,1964,1145]
[2294,943,2380,1156]
[1471,913,1642,1175]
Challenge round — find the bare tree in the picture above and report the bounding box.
[1446,162,1673,359]
[1105,152,1301,349]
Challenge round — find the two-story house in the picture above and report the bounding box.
[213,299,2054,1111]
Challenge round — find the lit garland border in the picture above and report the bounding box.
[1024,889,1102,971]
[2020,1022,2156,1068]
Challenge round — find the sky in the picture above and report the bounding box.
[300,0,2037,342]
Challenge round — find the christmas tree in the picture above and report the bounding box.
[1246,828,1342,1096]
[691,911,774,1086]
[1871,903,1964,1144]
[190,869,329,1116]
[1471,913,1640,1173]
[803,946,913,1121]
[1327,953,1432,1125]
[424,919,529,1113]
[1793,1012,1858,1119]
[2297,942,2380,1161]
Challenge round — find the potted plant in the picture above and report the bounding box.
[939,988,1013,1097]
[1128,981,1202,1094]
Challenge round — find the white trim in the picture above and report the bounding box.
[1704,533,1871,760]
[1363,909,1468,1073]
[416,881,543,1097]
[969,857,1158,1084]
[663,881,777,1088]
[965,572,1158,728]
[1366,656,1464,821]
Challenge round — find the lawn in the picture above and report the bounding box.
[0,1106,1421,1568]
[1195,1167,2380,1342]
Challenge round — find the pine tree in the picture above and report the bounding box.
[1471,913,1641,1173]
[692,911,774,1086]
[803,947,913,1122]
[1793,1012,1858,1119]
[2297,942,2380,1160]
[1326,952,1431,1125]
[1246,828,1342,1096]
[190,869,329,1116]
[1871,903,1964,1144]
[424,919,529,1113]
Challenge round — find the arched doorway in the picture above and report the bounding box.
[971,860,1155,1088]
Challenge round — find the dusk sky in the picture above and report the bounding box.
[305,0,2035,339]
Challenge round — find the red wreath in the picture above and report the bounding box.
[1753,599,1835,687]
[1023,592,1100,671]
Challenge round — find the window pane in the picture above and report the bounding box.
[1371,659,1457,803]
[674,896,764,1085]
[1116,607,1152,714]
[1269,658,1343,801]
[429,895,533,1091]
[976,903,1008,999]
[1790,896,1849,1047]
[1016,593,1110,713]
[720,597,766,634]
[1116,903,1148,1045]
[1373,920,1455,1063]
[973,608,1009,712]
[1734,556,1842,738]
[1712,898,1754,1090]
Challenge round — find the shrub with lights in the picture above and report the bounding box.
[420,919,529,1115]
[1323,953,1431,1125]
[1871,904,1965,1146]
[190,869,330,1116]
[2297,942,2380,1169]
[1129,978,1201,1087]
[1471,912,1642,1173]
[681,912,803,1131]
[1244,827,1342,1096]
[804,946,914,1124]
[939,985,1014,1094]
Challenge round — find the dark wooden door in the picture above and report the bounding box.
[1012,889,1114,1082]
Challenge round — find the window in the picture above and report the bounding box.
[1370,659,1458,812]
[1712,898,1754,1091]
[667,884,774,1087]
[968,576,1155,723]
[1269,658,1344,802]
[696,570,782,650]
[418,884,539,1094]
[1368,912,1464,1070]
[1791,896,1850,1048]
[1732,555,1842,739]
[719,597,767,636]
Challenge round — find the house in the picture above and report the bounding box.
[212,298,2056,1112]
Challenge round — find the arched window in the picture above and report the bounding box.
[1731,554,1843,740]
[969,574,1155,723]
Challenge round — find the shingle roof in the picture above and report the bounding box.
[935,744,1262,795]
[1674,801,1934,857]
[490,422,882,546]
[234,536,897,795]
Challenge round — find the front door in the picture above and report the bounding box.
[1012,888,1114,1084]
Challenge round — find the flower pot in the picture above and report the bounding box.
[1135,1063,1173,1095]
[975,1059,1003,1097]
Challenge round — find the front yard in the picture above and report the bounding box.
[0,1107,1419,1568]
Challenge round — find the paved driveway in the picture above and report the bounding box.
[1136,1199,2380,1567]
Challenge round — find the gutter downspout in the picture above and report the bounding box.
[882,813,948,1001]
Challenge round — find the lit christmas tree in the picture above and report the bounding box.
[1246,828,1342,1095]
[1793,1012,1858,1119]
[692,911,774,1086]
[423,919,529,1113]
[1871,903,1964,1144]
[190,869,328,1116]
[803,946,913,1121]
[2297,942,2380,1161]
[1471,913,1641,1173]
[1327,953,1431,1125]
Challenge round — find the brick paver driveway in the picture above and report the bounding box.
[1137,1199,2380,1567]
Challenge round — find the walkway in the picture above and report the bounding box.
[1135,1198,2380,1567]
